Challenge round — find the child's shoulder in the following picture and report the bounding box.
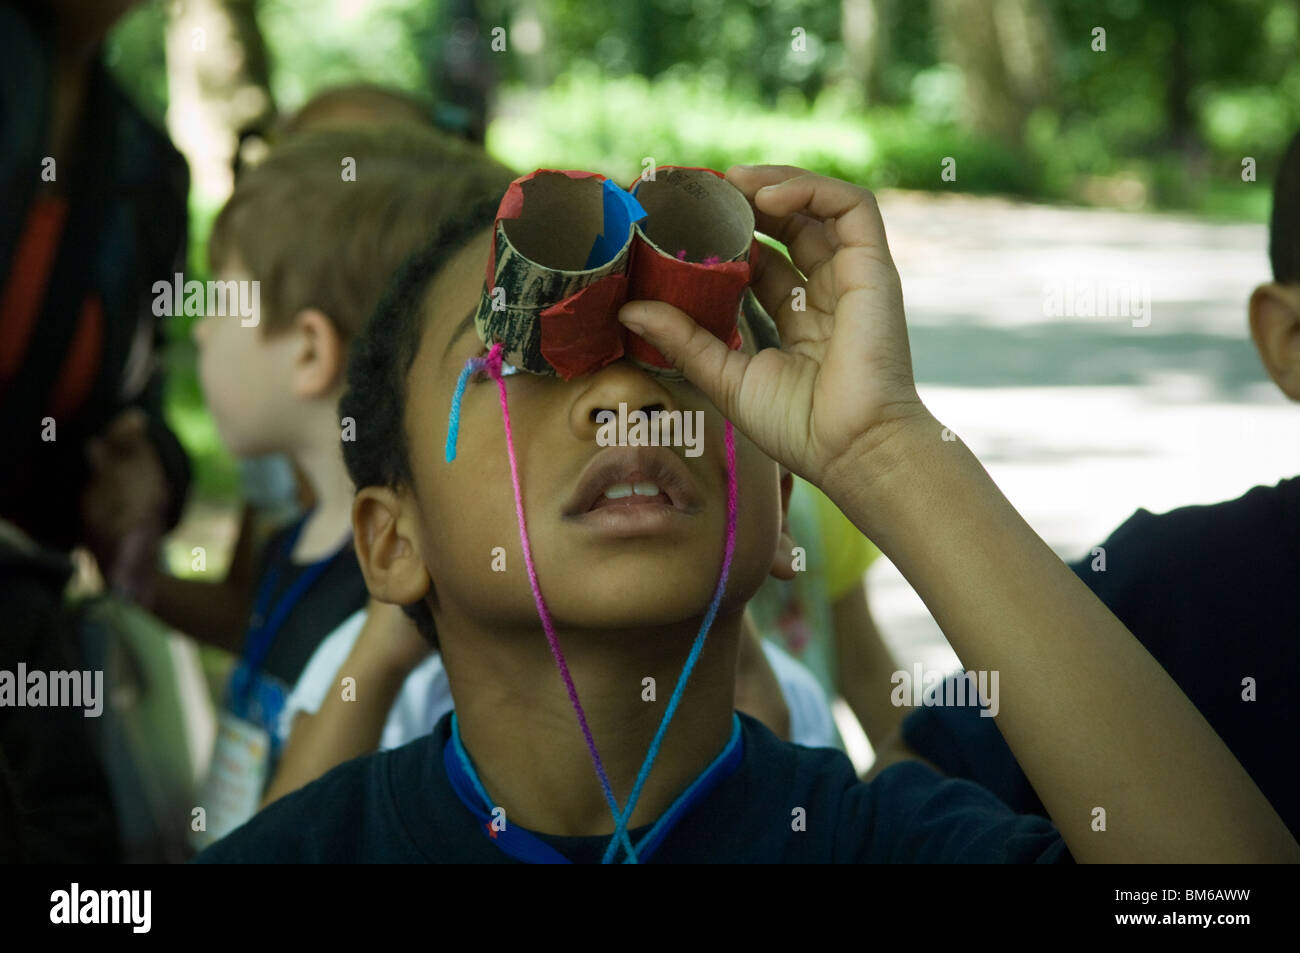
[1098,475,1300,565]
[856,760,1069,863]
[1073,475,1300,645]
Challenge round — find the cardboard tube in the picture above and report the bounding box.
[475,171,636,375]
[473,166,756,379]
[626,167,756,373]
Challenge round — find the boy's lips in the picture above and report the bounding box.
[562,447,703,518]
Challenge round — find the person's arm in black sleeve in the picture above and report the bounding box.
[851,761,1071,863]
[877,510,1158,812]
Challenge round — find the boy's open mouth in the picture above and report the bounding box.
[562,447,702,518]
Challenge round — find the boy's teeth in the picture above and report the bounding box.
[601,482,662,500]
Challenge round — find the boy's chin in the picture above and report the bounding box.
[578,600,717,631]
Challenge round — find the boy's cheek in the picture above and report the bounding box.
[197,338,255,451]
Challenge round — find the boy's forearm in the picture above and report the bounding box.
[151,505,260,653]
[150,573,250,655]
[831,583,904,746]
[262,640,410,806]
[825,412,1299,862]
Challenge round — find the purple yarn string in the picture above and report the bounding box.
[445,344,739,865]
[478,343,639,861]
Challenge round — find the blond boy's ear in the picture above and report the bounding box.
[1249,283,1300,400]
[768,468,798,582]
[290,307,348,399]
[352,486,431,608]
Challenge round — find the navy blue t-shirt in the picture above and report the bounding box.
[250,522,368,688]
[902,477,1300,837]
[196,712,1072,863]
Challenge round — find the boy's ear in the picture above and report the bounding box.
[352,486,431,608]
[768,469,798,582]
[290,308,347,399]
[1249,283,1300,401]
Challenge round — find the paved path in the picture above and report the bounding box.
[864,191,1299,683]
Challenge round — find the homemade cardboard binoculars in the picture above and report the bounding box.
[474,166,759,380]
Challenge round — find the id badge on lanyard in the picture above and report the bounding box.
[192,517,341,850]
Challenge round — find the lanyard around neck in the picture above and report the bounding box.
[240,515,348,683]
[443,712,744,864]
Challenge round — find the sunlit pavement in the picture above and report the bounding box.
[865,191,1300,678]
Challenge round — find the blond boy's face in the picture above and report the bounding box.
[193,263,300,457]
[399,229,786,631]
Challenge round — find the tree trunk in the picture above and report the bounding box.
[932,0,1027,148]
[164,0,275,204]
[992,0,1057,109]
[1164,3,1195,152]
[841,0,894,104]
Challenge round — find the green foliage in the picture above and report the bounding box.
[488,69,1038,196]
[104,0,1294,216]
[164,193,237,504]
[256,0,440,110]
[103,1,168,122]
[99,0,1293,505]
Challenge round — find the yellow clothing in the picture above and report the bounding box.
[808,482,879,600]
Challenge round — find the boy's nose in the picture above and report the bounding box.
[570,360,679,441]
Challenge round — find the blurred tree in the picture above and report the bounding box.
[932,0,1058,149]
[933,0,1027,147]
[995,0,1057,109]
[164,0,275,203]
[841,0,893,103]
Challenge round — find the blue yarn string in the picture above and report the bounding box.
[602,419,738,864]
[446,348,737,865]
[446,347,639,862]
[445,357,486,462]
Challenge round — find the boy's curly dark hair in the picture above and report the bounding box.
[339,194,502,646]
[340,195,782,646]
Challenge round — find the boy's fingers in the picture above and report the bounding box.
[754,174,891,261]
[724,163,810,194]
[618,301,748,417]
[750,247,817,343]
[727,167,836,276]
[753,211,835,280]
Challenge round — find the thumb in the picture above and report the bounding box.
[617,300,748,418]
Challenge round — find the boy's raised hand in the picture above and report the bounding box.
[622,165,1300,862]
[617,164,929,493]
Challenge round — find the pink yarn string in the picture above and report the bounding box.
[448,341,738,864]
[481,343,639,861]
[600,419,737,863]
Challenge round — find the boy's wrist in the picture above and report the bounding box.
[819,405,939,534]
